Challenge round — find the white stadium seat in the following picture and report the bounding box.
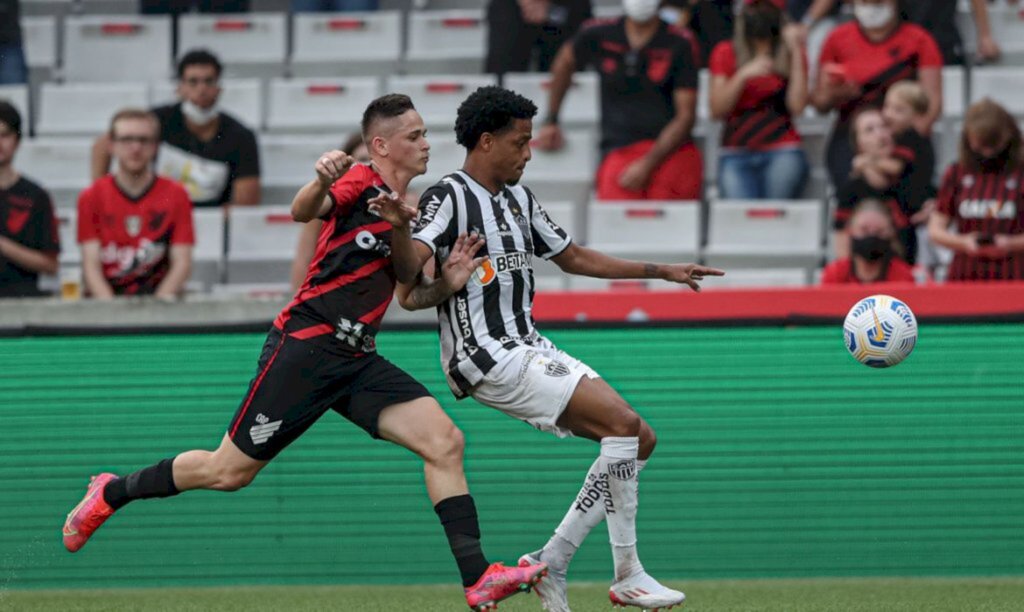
[942,65,967,118]
[22,16,57,70]
[177,13,287,78]
[36,82,148,136]
[385,74,498,129]
[502,72,600,127]
[16,138,94,208]
[409,133,464,193]
[149,79,263,131]
[405,10,487,74]
[191,209,226,290]
[701,268,810,289]
[586,200,700,261]
[703,199,825,268]
[54,209,80,265]
[0,85,29,129]
[266,77,381,133]
[226,206,303,284]
[970,67,1024,116]
[521,128,597,208]
[63,15,172,82]
[259,134,349,203]
[291,11,402,77]
[958,5,1024,64]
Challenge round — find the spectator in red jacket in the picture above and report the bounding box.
[822,198,915,284]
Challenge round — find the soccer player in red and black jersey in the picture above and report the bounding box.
[62,95,548,611]
[536,0,703,200]
[810,0,943,190]
[0,101,60,298]
[709,0,810,200]
[77,109,194,298]
[929,99,1024,282]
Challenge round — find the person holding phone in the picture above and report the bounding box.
[929,99,1024,282]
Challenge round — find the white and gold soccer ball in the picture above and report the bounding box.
[843,294,918,368]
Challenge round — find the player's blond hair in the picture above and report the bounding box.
[108,108,160,140]
[886,81,929,116]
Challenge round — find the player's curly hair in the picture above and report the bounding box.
[455,86,537,151]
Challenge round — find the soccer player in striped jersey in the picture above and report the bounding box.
[398,85,724,612]
[62,94,546,612]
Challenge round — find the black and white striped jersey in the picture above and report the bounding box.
[413,171,572,398]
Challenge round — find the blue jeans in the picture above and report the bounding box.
[718,147,810,200]
[291,0,377,11]
[0,44,28,85]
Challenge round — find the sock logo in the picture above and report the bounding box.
[573,472,615,515]
[608,459,637,481]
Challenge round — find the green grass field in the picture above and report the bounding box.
[4,578,1024,612]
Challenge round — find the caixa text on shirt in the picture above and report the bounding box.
[958,199,1018,220]
[335,317,376,352]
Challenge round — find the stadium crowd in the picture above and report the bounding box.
[2,0,1024,300]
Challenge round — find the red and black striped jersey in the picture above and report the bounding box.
[77,175,194,296]
[274,164,397,352]
[818,22,942,124]
[709,41,803,151]
[936,163,1024,281]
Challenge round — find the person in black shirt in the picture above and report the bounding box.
[486,0,593,75]
[0,102,60,297]
[90,49,261,209]
[537,1,703,200]
[905,0,1000,66]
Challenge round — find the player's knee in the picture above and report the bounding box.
[639,422,657,459]
[606,406,642,439]
[422,421,465,468]
[214,467,258,492]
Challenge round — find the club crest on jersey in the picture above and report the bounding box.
[473,252,530,286]
[125,215,142,237]
[962,175,975,188]
[544,360,571,377]
[608,459,637,481]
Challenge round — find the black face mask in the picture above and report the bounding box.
[745,9,781,41]
[978,153,1008,173]
[851,236,892,262]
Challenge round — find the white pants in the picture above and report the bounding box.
[471,337,599,438]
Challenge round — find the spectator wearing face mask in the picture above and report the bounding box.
[929,99,1024,282]
[822,198,915,284]
[536,0,703,200]
[709,0,809,199]
[810,0,942,192]
[91,49,261,210]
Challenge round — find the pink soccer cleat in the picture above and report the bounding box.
[62,473,118,552]
[464,561,548,611]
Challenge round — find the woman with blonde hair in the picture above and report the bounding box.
[929,98,1024,281]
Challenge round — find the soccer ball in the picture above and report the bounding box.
[843,294,918,368]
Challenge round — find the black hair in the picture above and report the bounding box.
[177,49,223,80]
[0,101,21,140]
[454,86,537,150]
[361,93,416,139]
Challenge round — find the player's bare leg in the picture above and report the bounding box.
[63,435,267,552]
[521,377,683,611]
[379,398,546,611]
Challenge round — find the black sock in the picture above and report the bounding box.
[102,458,179,510]
[435,494,491,587]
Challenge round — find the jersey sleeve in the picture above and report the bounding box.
[326,165,368,218]
[708,41,735,77]
[916,27,944,68]
[935,164,959,217]
[669,31,700,91]
[171,189,195,245]
[527,189,571,260]
[76,186,100,243]
[413,183,457,254]
[233,127,260,179]
[571,21,600,67]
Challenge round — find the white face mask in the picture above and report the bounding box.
[853,3,895,30]
[659,7,683,26]
[623,0,660,23]
[180,100,219,126]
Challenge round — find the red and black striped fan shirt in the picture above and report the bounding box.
[273,164,397,351]
[936,163,1024,281]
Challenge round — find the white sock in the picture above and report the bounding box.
[542,457,648,575]
[602,436,644,581]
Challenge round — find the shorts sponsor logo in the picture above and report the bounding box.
[545,360,570,377]
[250,413,282,445]
[608,459,637,481]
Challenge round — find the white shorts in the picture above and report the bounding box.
[470,337,599,438]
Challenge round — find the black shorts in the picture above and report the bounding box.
[227,328,432,461]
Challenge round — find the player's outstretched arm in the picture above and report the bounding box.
[397,233,486,311]
[551,243,724,292]
[291,150,354,223]
[368,189,420,284]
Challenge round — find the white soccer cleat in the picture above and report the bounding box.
[518,550,571,612]
[608,571,685,611]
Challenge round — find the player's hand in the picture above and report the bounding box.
[440,232,488,291]
[315,150,356,187]
[661,263,726,292]
[965,233,1008,258]
[534,124,565,151]
[617,158,654,192]
[367,189,418,228]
